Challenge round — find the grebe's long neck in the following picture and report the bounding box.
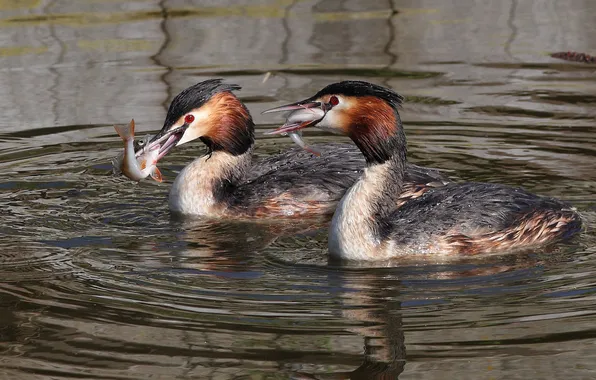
[328,107,407,260]
[169,148,253,216]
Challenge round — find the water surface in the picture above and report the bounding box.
[1,1,596,379]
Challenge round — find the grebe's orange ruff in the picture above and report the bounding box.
[141,79,450,218]
[266,81,583,259]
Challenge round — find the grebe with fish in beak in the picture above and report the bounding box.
[265,81,583,259]
[136,79,450,218]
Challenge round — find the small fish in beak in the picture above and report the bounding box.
[263,100,329,155]
[112,119,163,182]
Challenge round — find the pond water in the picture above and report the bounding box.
[1,1,596,379]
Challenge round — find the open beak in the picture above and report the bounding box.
[263,100,328,135]
[136,123,189,161]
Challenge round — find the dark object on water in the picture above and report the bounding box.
[550,51,596,64]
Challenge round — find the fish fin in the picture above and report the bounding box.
[139,159,147,171]
[288,132,321,156]
[304,146,321,157]
[150,166,163,183]
[113,119,135,141]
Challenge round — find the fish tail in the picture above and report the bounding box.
[114,119,136,141]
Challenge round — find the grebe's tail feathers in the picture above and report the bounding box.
[444,208,583,255]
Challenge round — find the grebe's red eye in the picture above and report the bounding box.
[184,114,195,124]
[329,96,339,106]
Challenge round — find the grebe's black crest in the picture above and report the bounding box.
[163,79,242,128]
[314,81,405,110]
[322,81,407,165]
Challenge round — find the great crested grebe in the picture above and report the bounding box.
[265,81,583,259]
[141,79,450,218]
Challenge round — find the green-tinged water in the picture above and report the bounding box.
[1,1,595,379]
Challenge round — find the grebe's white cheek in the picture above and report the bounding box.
[176,124,200,146]
[317,110,346,135]
[176,109,210,146]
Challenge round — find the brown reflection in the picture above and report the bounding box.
[291,0,397,70]
[288,251,550,379]
[152,0,174,110]
[170,215,331,271]
[0,230,572,380]
[291,270,407,379]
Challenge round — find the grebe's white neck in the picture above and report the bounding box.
[169,149,252,216]
[329,158,405,260]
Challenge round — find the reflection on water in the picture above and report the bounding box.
[1,0,596,379]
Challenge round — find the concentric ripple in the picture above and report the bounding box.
[2,1,596,378]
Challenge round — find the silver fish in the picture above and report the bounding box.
[112,119,163,182]
[288,131,320,156]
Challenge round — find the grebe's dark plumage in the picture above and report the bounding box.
[266,81,583,259]
[312,80,405,108]
[144,79,451,218]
